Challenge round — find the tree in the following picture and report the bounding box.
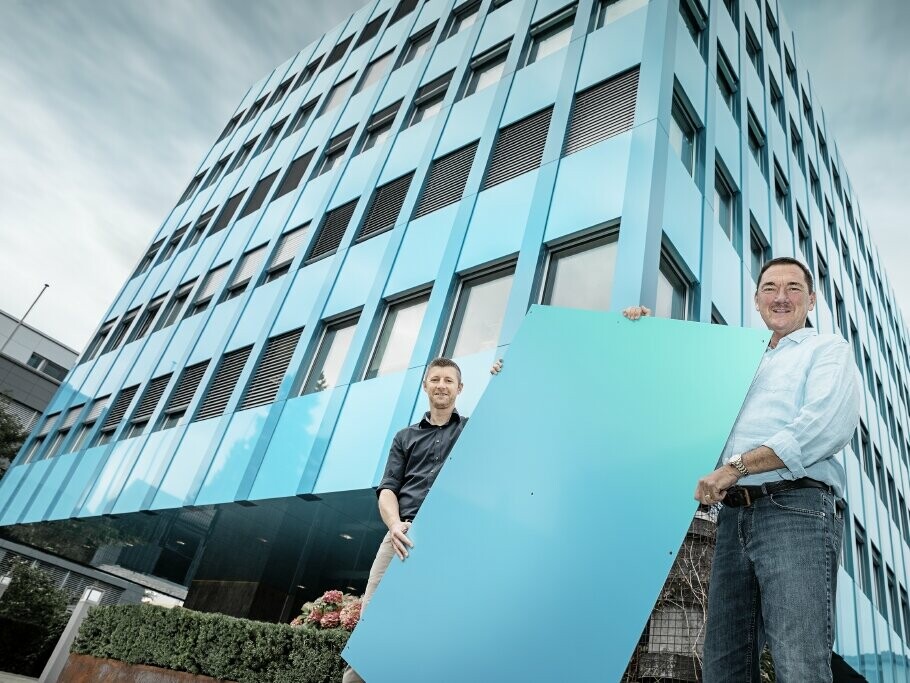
[0,395,28,480]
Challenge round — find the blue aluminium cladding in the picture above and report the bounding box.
[3,0,910,677]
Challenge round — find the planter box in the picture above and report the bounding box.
[59,653,237,683]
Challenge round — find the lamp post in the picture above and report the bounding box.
[39,585,105,683]
[0,283,50,358]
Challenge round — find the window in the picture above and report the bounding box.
[322,35,353,71]
[413,141,479,218]
[797,209,812,264]
[46,404,84,457]
[679,0,704,53]
[307,199,358,262]
[825,202,836,240]
[285,100,317,138]
[194,346,253,421]
[816,251,830,304]
[400,24,435,66]
[834,286,847,333]
[747,110,767,178]
[263,225,308,282]
[390,0,420,25]
[745,21,763,80]
[216,113,243,143]
[802,91,814,130]
[224,245,268,300]
[902,587,910,641]
[26,414,59,461]
[321,76,355,115]
[134,239,164,277]
[240,328,304,409]
[359,101,399,153]
[365,294,430,379]
[774,162,790,223]
[316,128,355,175]
[237,171,279,219]
[855,521,871,597]
[563,67,639,156]
[465,41,509,96]
[267,78,293,108]
[408,72,451,126]
[256,119,286,157]
[84,321,114,362]
[158,226,188,263]
[832,166,842,202]
[765,6,779,51]
[355,11,387,48]
[872,546,887,616]
[128,295,165,343]
[155,280,195,332]
[592,0,648,29]
[187,264,230,317]
[542,231,618,310]
[178,171,206,205]
[158,361,208,430]
[126,373,172,438]
[769,74,784,129]
[716,47,738,117]
[809,162,821,210]
[20,435,46,464]
[26,354,67,382]
[359,173,414,240]
[201,157,229,191]
[209,190,247,234]
[242,95,268,125]
[749,223,769,278]
[302,317,359,394]
[443,266,515,357]
[444,1,480,40]
[356,52,394,95]
[715,165,738,244]
[818,131,829,169]
[71,396,108,452]
[93,384,139,446]
[790,120,804,173]
[482,106,552,189]
[273,150,315,200]
[722,0,737,25]
[292,59,321,91]
[656,251,691,320]
[785,48,797,93]
[669,97,698,177]
[524,7,575,66]
[184,207,217,249]
[103,307,139,354]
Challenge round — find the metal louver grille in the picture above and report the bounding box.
[413,142,478,218]
[101,385,139,430]
[355,12,387,47]
[167,361,209,413]
[308,200,358,260]
[194,346,252,421]
[61,404,85,429]
[0,396,38,430]
[132,374,173,422]
[359,173,413,239]
[230,246,268,287]
[210,190,247,234]
[87,396,110,422]
[240,328,303,410]
[274,150,315,199]
[270,227,308,270]
[197,264,229,302]
[563,66,640,156]
[38,413,60,436]
[482,107,553,190]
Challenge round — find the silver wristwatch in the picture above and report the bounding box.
[728,453,750,478]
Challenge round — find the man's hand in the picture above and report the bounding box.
[490,358,503,375]
[622,306,652,320]
[694,465,740,505]
[389,520,413,560]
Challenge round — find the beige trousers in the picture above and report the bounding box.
[341,531,395,683]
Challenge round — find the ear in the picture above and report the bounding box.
[808,290,816,311]
[456,382,463,395]
[753,291,760,311]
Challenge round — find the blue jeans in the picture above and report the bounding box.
[702,487,842,682]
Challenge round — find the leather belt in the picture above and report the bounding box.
[723,477,833,508]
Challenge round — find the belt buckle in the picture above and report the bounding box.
[726,487,752,508]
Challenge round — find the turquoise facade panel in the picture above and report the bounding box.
[150,420,221,510]
[195,407,270,506]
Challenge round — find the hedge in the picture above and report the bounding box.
[71,604,350,683]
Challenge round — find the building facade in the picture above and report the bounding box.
[0,0,907,678]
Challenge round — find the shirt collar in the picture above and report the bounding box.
[775,326,817,347]
[420,408,462,428]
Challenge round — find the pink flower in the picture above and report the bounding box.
[339,603,361,631]
[320,611,341,629]
[305,608,323,625]
[322,590,344,605]
[290,616,304,627]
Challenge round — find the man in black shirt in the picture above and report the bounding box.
[343,357,468,683]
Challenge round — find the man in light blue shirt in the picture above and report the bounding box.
[627,256,860,681]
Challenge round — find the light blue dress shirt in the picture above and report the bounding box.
[720,327,861,499]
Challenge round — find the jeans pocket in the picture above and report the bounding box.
[768,488,827,518]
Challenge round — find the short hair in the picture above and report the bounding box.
[756,257,814,294]
[425,357,462,383]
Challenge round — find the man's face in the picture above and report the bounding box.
[423,366,462,410]
[754,263,816,338]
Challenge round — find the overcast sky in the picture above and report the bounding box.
[0,0,907,351]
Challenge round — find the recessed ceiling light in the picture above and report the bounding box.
[175,540,186,546]
[297,585,306,590]
[340,533,353,540]
[257,537,269,543]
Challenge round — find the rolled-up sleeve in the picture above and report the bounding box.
[762,339,861,478]
[377,432,407,496]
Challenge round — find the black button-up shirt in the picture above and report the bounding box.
[377,409,468,520]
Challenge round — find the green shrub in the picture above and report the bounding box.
[71,604,350,683]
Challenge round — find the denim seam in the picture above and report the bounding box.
[767,492,826,518]
[739,507,759,680]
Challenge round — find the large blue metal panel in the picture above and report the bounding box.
[344,306,769,681]
[502,54,563,127]
[0,461,47,526]
[111,429,183,514]
[150,420,221,510]
[437,91,496,158]
[195,407,271,506]
[662,152,703,275]
[46,447,106,520]
[384,209,457,295]
[325,235,392,317]
[711,226,744,325]
[578,19,646,92]
[78,438,146,517]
